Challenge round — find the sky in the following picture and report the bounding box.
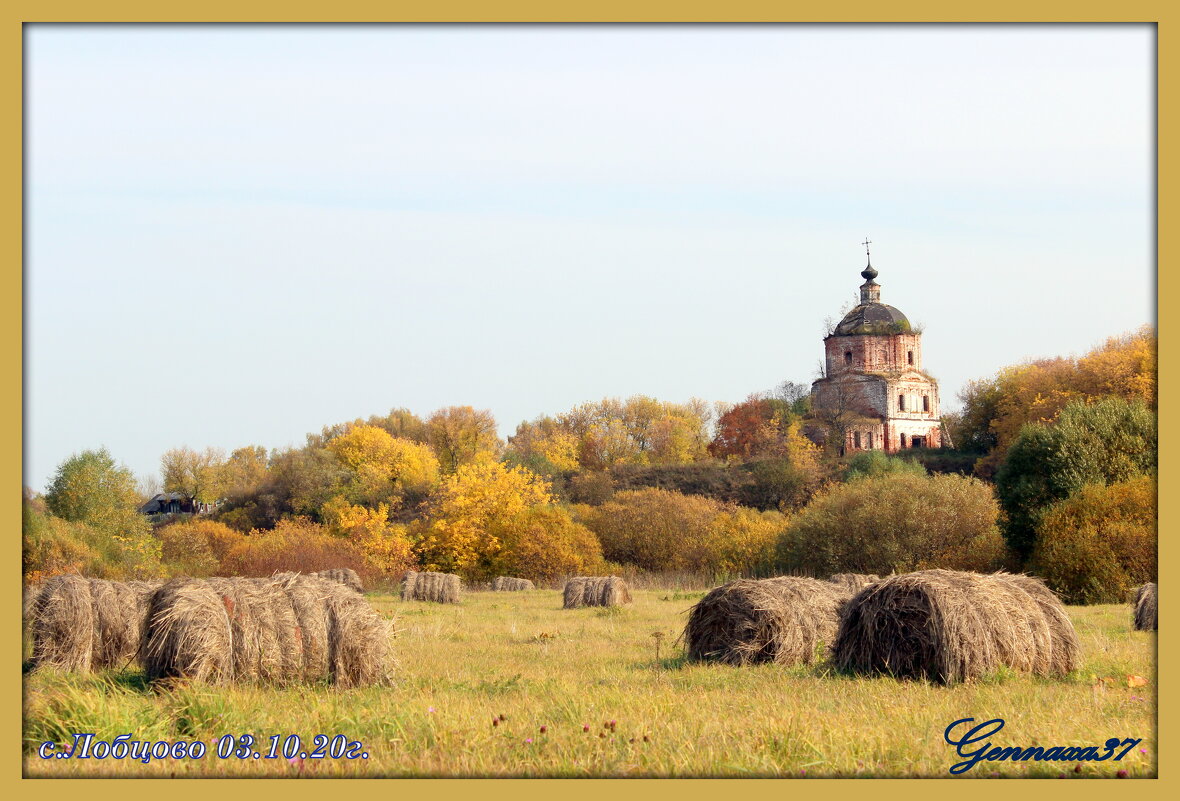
[24,24,1155,491]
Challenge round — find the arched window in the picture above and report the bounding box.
[900,433,907,448]
[844,350,853,365]
[898,394,906,411]
[923,395,930,412]
[853,431,862,449]
[907,350,914,366]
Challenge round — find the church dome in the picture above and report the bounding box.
[832,302,911,336]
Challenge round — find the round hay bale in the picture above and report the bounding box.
[88,578,161,670]
[563,576,631,608]
[492,576,535,592]
[315,568,364,594]
[143,575,394,687]
[1133,582,1157,631]
[684,576,848,666]
[828,573,881,593]
[832,569,1080,684]
[29,574,94,672]
[401,570,460,604]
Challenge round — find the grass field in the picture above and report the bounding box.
[22,589,1156,778]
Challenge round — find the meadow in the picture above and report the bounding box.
[22,588,1156,778]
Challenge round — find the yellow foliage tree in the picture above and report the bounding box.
[321,496,416,577]
[484,506,604,582]
[326,424,440,505]
[412,461,553,574]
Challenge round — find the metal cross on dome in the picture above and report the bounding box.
[862,237,872,258]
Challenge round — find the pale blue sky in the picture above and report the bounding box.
[25,24,1155,490]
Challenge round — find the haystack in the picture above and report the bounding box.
[562,576,631,609]
[27,576,161,672]
[492,576,535,592]
[828,573,881,593]
[142,574,394,687]
[315,568,364,594]
[1133,582,1157,631]
[832,569,1080,684]
[400,570,461,604]
[683,576,848,666]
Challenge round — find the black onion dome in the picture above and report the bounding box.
[833,302,911,336]
[860,263,878,281]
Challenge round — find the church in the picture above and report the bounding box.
[810,246,942,453]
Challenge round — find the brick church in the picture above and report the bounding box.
[810,246,942,453]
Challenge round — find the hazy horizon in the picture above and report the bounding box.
[25,24,1155,490]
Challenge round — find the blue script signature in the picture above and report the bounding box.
[943,718,1142,775]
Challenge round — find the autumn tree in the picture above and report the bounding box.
[995,396,1156,558]
[957,326,1156,476]
[484,506,604,582]
[412,461,553,575]
[161,446,227,507]
[505,415,581,477]
[425,406,501,473]
[326,423,440,507]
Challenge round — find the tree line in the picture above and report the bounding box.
[23,326,1155,602]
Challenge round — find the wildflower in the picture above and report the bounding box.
[539,726,547,733]
[1074,764,1082,773]
[427,706,435,713]
[492,718,499,727]
[643,735,650,743]
[1140,748,1147,754]
[599,732,606,739]
[1117,770,1129,778]
[1057,774,1066,779]
[583,725,590,732]
[524,738,533,744]
[500,714,506,721]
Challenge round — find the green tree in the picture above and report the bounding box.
[995,397,1156,558]
[45,448,146,533]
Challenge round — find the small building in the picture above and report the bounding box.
[139,492,215,516]
[810,249,942,453]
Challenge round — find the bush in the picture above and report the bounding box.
[580,488,726,572]
[1028,477,1156,604]
[157,519,247,577]
[779,473,1005,576]
[221,518,368,580]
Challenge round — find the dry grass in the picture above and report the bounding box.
[1133,582,1157,631]
[21,592,1154,778]
[683,576,847,666]
[562,576,631,609]
[141,574,393,687]
[402,571,461,604]
[832,569,1080,684]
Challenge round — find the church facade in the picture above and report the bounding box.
[810,253,942,453]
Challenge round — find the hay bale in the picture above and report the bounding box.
[400,570,461,604]
[29,575,94,672]
[492,576,535,592]
[832,569,1080,684]
[562,576,631,608]
[683,576,848,666]
[828,573,881,593]
[562,577,589,608]
[142,575,394,687]
[315,568,364,594]
[27,576,161,672]
[1133,582,1157,631]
